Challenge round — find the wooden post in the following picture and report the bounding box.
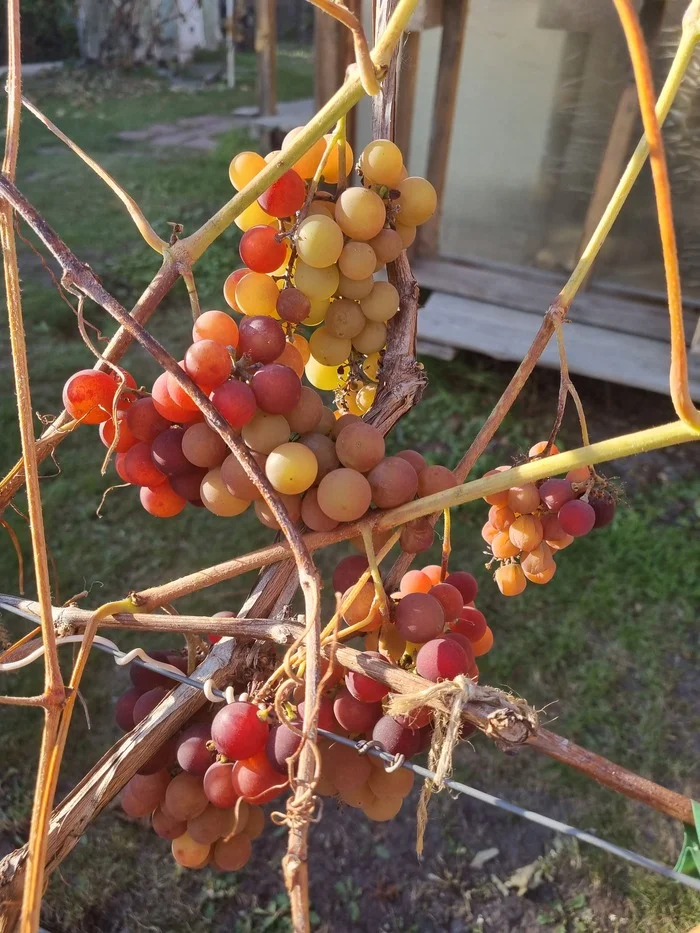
[255,0,276,116]
[225,0,236,89]
[395,29,420,163]
[314,1,360,152]
[414,0,469,257]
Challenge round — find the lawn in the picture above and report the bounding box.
[0,50,699,933]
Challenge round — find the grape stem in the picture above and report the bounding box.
[440,509,451,582]
[306,0,381,97]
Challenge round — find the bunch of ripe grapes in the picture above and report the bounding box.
[481,442,617,596]
[61,133,439,526]
[116,552,494,868]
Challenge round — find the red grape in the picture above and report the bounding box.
[394,593,445,643]
[297,696,337,732]
[333,687,383,733]
[99,410,137,453]
[138,737,178,776]
[170,468,207,503]
[371,716,421,758]
[129,650,186,692]
[239,225,287,272]
[210,380,257,429]
[451,606,487,643]
[589,489,617,528]
[538,478,575,511]
[332,555,368,594]
[258,169,305,217]
[152,806,186,840]
[211,701,269,760]
[428,583,463,623]
[232,759,288,804]
[444,571,478,604]
[151,371,201,424]
[250,363,302,415]
[126,397,170,443]
[140,481,187,518]
[399,517,435,554]
[277,286,311,323]
[443,631,475,663]
[133,686,168,724]
[123,441,167,487]
[185,340,232,388]
[203,761,238,808]
[177,723,215,775]
[266,723,302,774]
[62,369,118,424]
[558,499,596,537]
[151,427,191,476]
[345,652,390,703]
[416,637,469,682]
[238,316,286,364]
[115,687,141,731]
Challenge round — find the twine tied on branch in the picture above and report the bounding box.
[386,676,539,855]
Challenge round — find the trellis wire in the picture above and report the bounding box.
[1,605,697,896]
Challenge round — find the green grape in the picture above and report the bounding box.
[335,188,387,241]
[360,282,399,322]
[352,319,387,354]
[397,176,437,226]
[309,327,352,366]
[294,260,339,300]
[359,138,404,187]
[266,442,319,494]
[324,298,366,339]
[302,297,330,327]
[241,411,291,454]
[295,215,345,269]
[338,241,377,280]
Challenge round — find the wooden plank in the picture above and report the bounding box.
[407,0,443,31]
[255,0,276,116]
[418,291,700,399]
[538,0,642,32]
[395,29,420,163]
[412,257,699,345]
[414,0,469,257]
[314,2,358,150]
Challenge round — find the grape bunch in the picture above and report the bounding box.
[60,134,444,526]
[481,442,617,596]
[118,664,286,872]
[226,131,436,416]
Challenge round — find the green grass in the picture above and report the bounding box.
[1,61,699,933]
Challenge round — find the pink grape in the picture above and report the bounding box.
[416,637,470,682]
[210,380,257,428]
[557,499,596,537]
[211,701,269,760]
[176,723,215,775]
[238,316,286,363]
[250,363,302,415]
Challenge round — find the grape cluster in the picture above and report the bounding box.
[481,442,617,596]
[227,132,436,415]
[118,665,285,872]
[61,135,442,525]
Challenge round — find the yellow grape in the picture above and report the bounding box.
[335,188,386,241]
[264,149,281,163]
[395,222,416,248]
[494,563,527,597]
[362,352,381,382]
[339,782,377,810]
[242,411,290,454]
[355,384,376,413]
[336,273,375,301]
[266,442,318,494]
[359,138,404,187]
[282,127,326,178]
[352,319,387,355]
[309,327,351,366]
[322,135,353,183]
[229,151,266,189]
[307,199,335,218]
[362,794,403,822]
[294,260,339,300]
[235,272,279,317]
[338,241,377,280]
[343,390,362,416]
[397,176,437,226]
[234,200,276,232]
[295,215,344,269]
[368,228,403,264]
[360,281,399,322]
[302,297,330,327]
[324,298,366,339]
[368,765,414,798]
[172,832,210,869]
[200,468,251,517]
[305,357,348,391]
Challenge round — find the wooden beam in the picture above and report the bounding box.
[255,0,276,116]
[395,28,420,163]
[314,1,360,151]
[414,0,469,257]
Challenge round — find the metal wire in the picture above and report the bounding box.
[1,600,699,894]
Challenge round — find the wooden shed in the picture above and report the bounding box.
[314,0,700,398]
